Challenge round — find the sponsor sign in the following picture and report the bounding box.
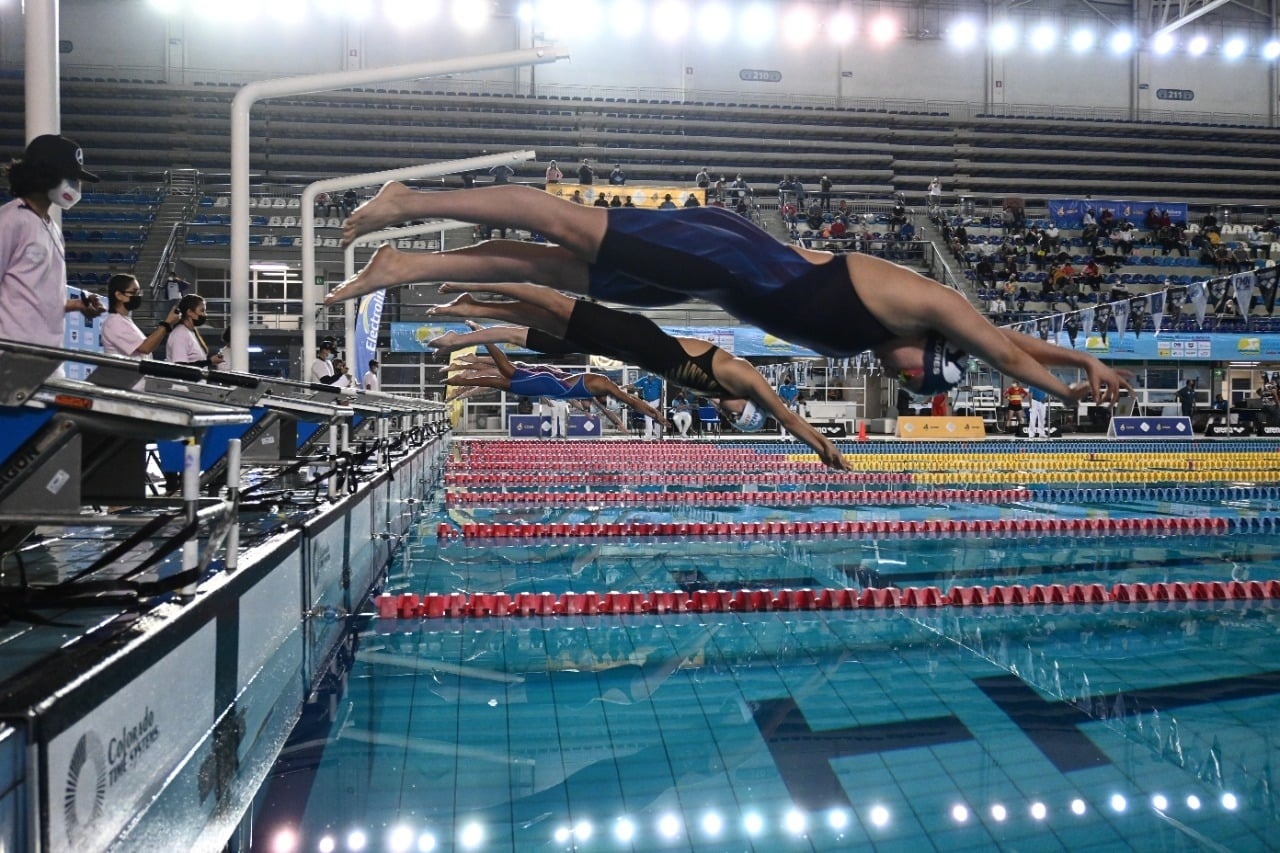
[896,416,986,440]
[813,423,848,438]
[48,624,216,853]
[1108,416,1193,438]
[1255,424,1280,437]
[1205,423,1250,437]
[509,415,600,437]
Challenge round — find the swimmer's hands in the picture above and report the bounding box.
[815,437,851,472]
[1069,363,1135,406]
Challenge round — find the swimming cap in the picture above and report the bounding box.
[731,400,766,432]
[918,332,969,395]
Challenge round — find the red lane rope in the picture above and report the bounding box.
[376,579,1280,620]
[445,487,1030,506]
[438,515,1228,540]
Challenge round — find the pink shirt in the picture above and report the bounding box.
[0,198,67,346]
[166,324,208,365]
[101,312,149,358]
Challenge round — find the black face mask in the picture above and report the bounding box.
[191,315,207,327]
[125,295,142,311]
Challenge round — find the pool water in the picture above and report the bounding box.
[248,439,1280,852]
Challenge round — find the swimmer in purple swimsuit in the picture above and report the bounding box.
[328,182,1131,405]
[424,282,850,471]
[443,337,668,427]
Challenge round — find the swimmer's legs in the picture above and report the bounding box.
[343,183,608,258]
[427,319,531,356]
[326,241,589,305]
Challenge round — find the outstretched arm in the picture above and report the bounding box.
[584,376,669,426]
[479,342,517,379]
[713,357,849,471]
[994,327,1133,406]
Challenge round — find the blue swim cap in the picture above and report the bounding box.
[918,332,969,395]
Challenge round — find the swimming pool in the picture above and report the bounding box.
[247,438,1280,852]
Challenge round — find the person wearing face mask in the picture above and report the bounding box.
[0,134,105,347]
[166,293,223,368]
[309,338,350,387]
[101,274,181,360]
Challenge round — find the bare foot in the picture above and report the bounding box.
[426,330,471,354]
[437,282,491,295]
[425,293,485,318]
[326,244,407,305]
[341,181,420,247]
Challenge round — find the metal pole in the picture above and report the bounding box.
[24,0,59,141]
[306,150,535,374]
[225,438,240,572]
[229,47,568,373]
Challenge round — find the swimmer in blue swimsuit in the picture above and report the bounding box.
[423,282,850,470]
[329,182,1131,405]
[442,337,667,427]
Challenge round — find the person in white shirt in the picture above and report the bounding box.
[309,339,349,386]
[0,134,105,347]
[362,359,380,392]
[166,294,222,368]
[102,273,181,360]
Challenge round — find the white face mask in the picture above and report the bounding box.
[48,178,81,210]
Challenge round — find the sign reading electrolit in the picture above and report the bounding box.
[1108,416,1193,438]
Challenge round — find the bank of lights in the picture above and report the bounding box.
[291,790,1248,849]
[138,0,1280,60]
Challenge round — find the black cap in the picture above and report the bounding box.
[24,134,99,183]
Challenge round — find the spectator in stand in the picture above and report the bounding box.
[545,160,563,185]
[609,164,626,186]
[1249,225,1272,259]
[315,191,340,218]
[683,194,700,208]
[927,177,942,206]
[1081,258,1104,292]
[974,254,996,289]
[362,359,380,392]
[819,175,833,210]
[669,389,694,437]
[610,195,623,208]
[730,174,748,201]
[622,196,635,208]
[342,189,359,217]
[695,168,710,188]
[1098,208,1115,234]
[592,193,610,208]
[1110,221,1135,256]
[569,189,585,205]
[1201,211,1220,234]
[988,290,1006,319]
[577,159,594,185]
[658,194,677,210]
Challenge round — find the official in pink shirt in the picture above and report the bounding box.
[0,135,105,346]
[101,273,182,360]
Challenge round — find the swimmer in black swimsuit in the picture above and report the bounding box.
[328,182,1131,405]
[424,282,850,471]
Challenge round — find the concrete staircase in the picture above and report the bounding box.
[136,169,200,324]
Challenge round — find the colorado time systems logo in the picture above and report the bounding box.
[63,707,161,847]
